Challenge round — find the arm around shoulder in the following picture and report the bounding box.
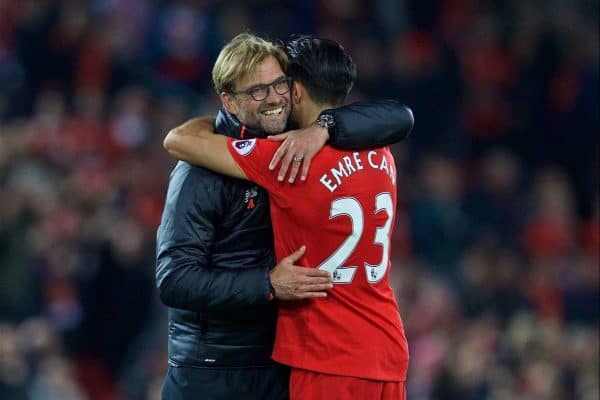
[163,116,246,179]
[326,100,414,150]
[163,116,216,163]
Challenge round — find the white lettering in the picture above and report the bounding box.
[320,174,338,192]
[319,151,395,193]
[331,162,348,185]
[379,155,389,175]
[353,152,363,170]
[343,156,356,174]
[368,151,378,169]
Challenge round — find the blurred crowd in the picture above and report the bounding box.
[0,1,598,399]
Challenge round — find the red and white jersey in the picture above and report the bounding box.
[227,138,409,381]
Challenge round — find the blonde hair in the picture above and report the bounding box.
[212,33,289,94]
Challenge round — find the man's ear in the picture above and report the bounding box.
[220,92,238,115]
[292,81,303,105]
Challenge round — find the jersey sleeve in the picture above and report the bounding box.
[226,137,281,193]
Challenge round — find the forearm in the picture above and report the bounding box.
[164,116,216,164]
[327,100,414,149]
[155,162,263,314]
[157,258,272,312]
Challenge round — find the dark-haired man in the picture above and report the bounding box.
[163,35,410,400]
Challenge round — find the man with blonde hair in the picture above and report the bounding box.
[157,33,413,399]
[211,33,291,135]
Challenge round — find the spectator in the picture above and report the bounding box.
[0,1,597,399]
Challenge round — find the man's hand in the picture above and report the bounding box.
[268,123,329,183]
[270,246,333,300]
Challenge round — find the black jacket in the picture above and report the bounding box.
[156,100,414,368]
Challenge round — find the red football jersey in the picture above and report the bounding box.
[227,138,409,381]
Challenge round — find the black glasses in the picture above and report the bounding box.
[230,76,291,101]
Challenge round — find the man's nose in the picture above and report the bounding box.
[264,85,283,103]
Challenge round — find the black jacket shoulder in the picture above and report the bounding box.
[156,157,277,368]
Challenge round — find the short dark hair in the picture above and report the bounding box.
[286,36,357,106]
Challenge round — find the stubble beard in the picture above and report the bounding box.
[259,110,289,134]
[238,101,290,135]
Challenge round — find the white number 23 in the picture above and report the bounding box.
[316,193,394,284]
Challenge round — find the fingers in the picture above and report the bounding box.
[304,268,331,278]
[311,278,334,286]
[300,158,310,181]
[295,267,332,285]
[277,144,297,181]
[267,133,288,142]
[296,275,332,285]
[272,261,334,300]
[282,245,306,264]
[296,291,328,299]
[269,138,292,170]
[275,283,330,300]
[274,247,337,301]
[289,281,333,292]
[291,283,333,299]
[269,127,325,182]
[295,143,318,182]
[299,291,328,299]
[287,158,302,183]
[303,283,334,292]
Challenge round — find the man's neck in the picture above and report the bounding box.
[219,107,270,138]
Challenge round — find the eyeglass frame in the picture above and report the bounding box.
[228,76,292,101]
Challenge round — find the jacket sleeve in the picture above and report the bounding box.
[155,162,272,313]
[326,99,414,150]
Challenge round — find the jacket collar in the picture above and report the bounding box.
[214,108,268,139]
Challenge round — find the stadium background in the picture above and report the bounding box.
[0,0,598,399]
